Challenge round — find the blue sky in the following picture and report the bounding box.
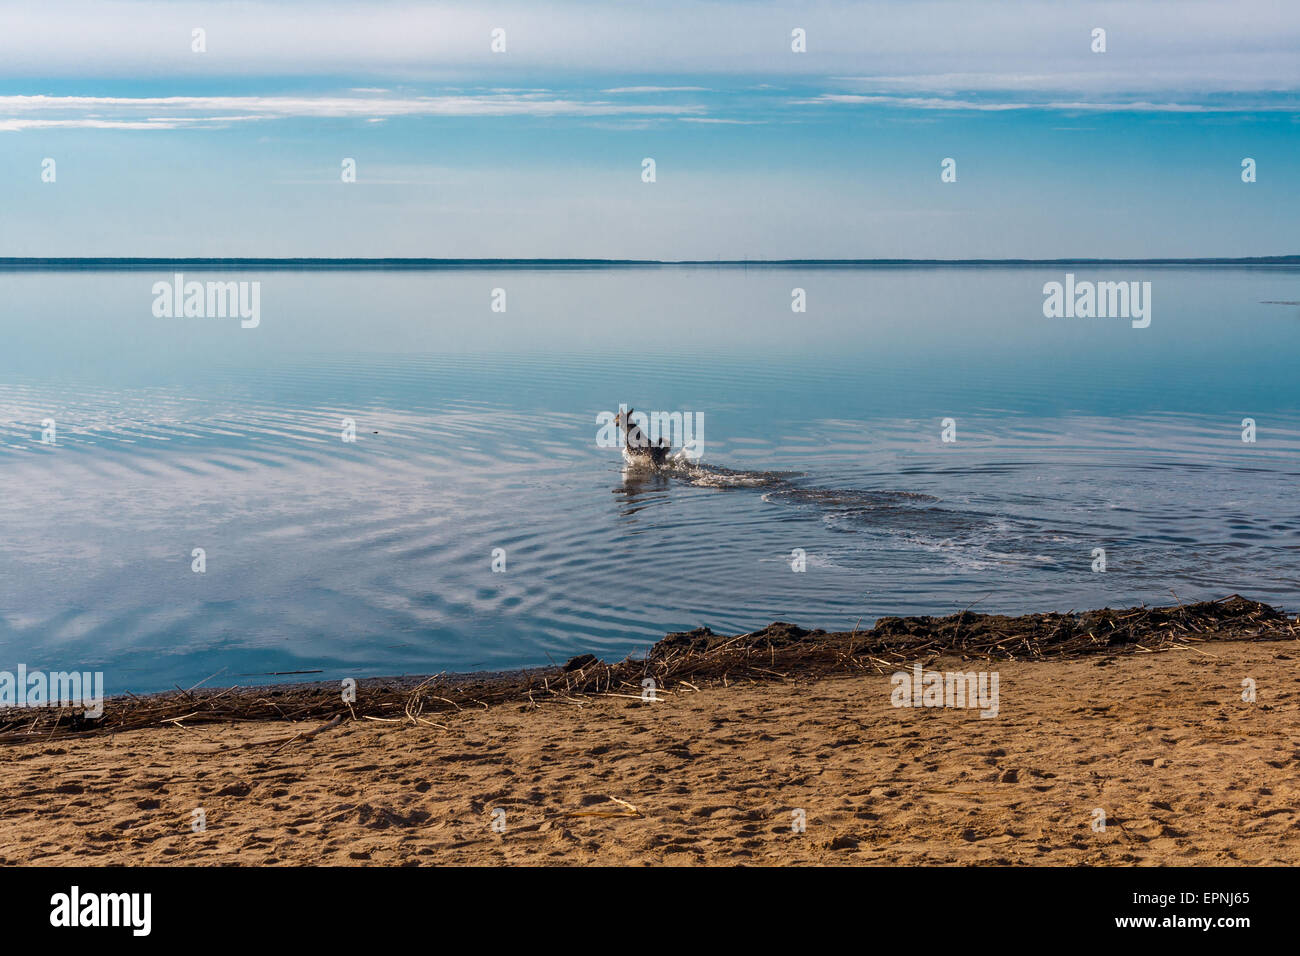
[1,0,1297,257]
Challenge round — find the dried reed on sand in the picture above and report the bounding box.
[1,594,1291,744]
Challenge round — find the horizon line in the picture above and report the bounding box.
[0,256,1298,271]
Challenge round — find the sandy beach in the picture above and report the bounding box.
[2,623,1296,866]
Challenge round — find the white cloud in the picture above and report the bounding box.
[0,93,707,131]
[677,117,765,124]
[797,93,1300,113]
[0,0,1295,101]
[603,87,712,94]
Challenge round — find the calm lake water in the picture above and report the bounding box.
[1,265,1298,692]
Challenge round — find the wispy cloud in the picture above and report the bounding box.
[797,93,1300,113]
[603,87,711,94]
[677,117,765,125]
[3,0,1297,102]
[829,69,1300,97]
[0,93,707,131]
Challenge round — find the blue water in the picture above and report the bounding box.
[1,265,1298,693]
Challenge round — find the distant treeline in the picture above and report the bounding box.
[0,256,1298,271]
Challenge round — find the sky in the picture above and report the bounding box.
[0,0,1297,258]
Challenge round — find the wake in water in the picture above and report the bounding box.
[629,454,938,505]
[604,412,1046,572]
[614,453,1039,572]
[666,459,799,489]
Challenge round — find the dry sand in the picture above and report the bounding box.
[1,638,1296,866]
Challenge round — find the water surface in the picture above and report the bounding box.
[1,265,1297,692]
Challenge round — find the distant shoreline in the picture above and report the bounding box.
[1,256,1298,271]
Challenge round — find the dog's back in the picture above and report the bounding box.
[615,408,671,466]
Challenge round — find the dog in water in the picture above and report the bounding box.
[613,407,671,467]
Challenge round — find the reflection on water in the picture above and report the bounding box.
[0,265,1298,692]
[613,466,670,515]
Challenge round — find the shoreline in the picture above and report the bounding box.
[2,624,1296,865]
[2,594,1292,744]
[1,256,1298,272]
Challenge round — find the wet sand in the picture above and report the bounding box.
[1,638,1296,865]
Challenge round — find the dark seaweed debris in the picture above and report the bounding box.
[1,594,1291,743]
[654,594,1288,661]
